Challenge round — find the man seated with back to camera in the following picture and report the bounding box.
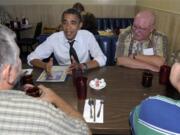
[27,8,106,75]
[0,24,91,134]
[129,62,180,135]
[115,10,168,72]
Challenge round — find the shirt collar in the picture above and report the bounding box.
[63,30,81,44]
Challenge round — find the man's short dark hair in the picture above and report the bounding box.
[61,8,82,23]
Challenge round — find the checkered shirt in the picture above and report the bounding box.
[0,90,89,135]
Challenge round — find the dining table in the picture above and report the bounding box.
[31,66,166,135]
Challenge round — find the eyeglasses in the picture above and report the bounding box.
[132,25,150,33]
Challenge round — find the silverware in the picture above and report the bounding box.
[93,99,96,122]
[97,100,104,118]
[88,98,93,119]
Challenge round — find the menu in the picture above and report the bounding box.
[36,66,68,82]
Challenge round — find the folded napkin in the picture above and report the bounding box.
[22,69,33,75]
[83,99,104,123]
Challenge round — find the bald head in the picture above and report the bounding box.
[135,10,155,26]
[132,10,155,41]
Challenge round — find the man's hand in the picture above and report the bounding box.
[67,56,81,74]
[23,84,34,91]
[37,84,58,104]
[46,58,53,77]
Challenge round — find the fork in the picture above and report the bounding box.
[88,98,93,119]
[97,100,104,118]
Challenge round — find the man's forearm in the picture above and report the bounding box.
[117,56,159,72]
[53,95,92,134]
[135,55,165,68]
[84,60,99,70]
[30,59,47,69]
[53,94,84,120]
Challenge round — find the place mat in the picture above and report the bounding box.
[83,99,104,123]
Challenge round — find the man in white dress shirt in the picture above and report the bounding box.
[27,8,106,74]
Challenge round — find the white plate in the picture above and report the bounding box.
[89,80,106,90]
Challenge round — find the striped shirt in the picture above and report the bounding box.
[0,90,89,135]
[130,95,180,135]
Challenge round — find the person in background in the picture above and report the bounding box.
[115,10,168,72]
[0,24,91,134]
[72,2,99,35]
[27,8,106,74]
[81,12,99,35]
[72,2,85,13]
[129,62,180,135]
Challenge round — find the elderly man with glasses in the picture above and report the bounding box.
[115,10,168,72]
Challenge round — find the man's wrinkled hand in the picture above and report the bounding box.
[37,84,58,104]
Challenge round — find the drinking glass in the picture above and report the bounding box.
[159,65,171,85]
[75,76,87,100]
[142,71,153,88]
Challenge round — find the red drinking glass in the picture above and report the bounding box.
[75,76,87,100]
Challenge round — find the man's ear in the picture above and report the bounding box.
[1,64,17,85]
[8,65,17,85]
[1,64,11,82]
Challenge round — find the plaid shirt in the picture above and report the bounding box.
[0,90,89,135]
[115,26,168,59]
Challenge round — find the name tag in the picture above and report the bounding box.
[143,48,154,55]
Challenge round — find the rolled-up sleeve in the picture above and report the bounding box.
[88,35,107,67]
[27,37,54,66]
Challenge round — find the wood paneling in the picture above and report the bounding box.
[0,0,136,5]
[136,0,180,14]
[136,6,180,61]
[2,5,135,27]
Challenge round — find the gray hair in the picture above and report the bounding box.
[0,24,19,66]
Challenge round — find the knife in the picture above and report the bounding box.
[93,99,96,122]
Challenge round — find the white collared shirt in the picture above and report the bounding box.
[27,30,107,67]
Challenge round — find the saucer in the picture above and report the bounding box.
[89,79,106,90]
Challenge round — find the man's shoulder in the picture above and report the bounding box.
[120,26,131,35]
[78,30,92,35]
[153,30,167,38]
[142,95,180,107]
[118,26,131,42]
[76,30,95,42]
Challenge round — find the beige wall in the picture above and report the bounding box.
[137,0,180,14]
[1,0,136,27]
[136,0,180,56]
[0,0,136,5]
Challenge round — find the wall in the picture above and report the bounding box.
[0,0,136,27]
[0,0,136,5]
[136,0,180,57]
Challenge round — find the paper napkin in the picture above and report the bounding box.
[22,69,33,75]
[83,99,104,123]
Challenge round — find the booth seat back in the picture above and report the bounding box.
[96,18,134,30]
[95,35,118,66]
